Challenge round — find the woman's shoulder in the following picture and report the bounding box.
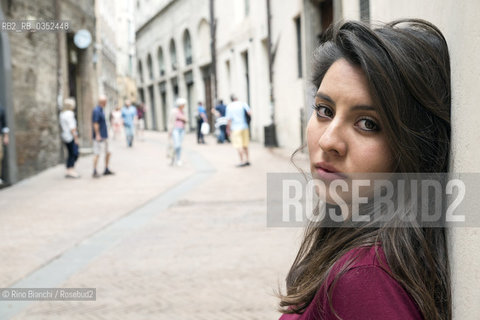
[320,246,422,319]
[333,245,387,271]
[326,246,401,297]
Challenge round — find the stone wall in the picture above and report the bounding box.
[1,0,96,182]
[6,0,61,180]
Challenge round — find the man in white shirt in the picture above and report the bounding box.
[225,94,252,167]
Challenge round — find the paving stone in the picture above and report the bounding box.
[1,131,302,319]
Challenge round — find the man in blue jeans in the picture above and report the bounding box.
[212,99,228,143]
[196,101,207,144]
[92,95,114,178]
[122,100,137,147]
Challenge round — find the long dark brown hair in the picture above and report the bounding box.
[279,20,451,320]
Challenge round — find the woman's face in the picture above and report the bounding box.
[307,59,394,204]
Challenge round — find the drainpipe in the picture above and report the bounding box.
[55,0,64,163]
[209,0,217,102]
[265,0,278,147]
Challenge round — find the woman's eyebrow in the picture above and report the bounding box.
[316,92,376,112]
[315,92,335,105]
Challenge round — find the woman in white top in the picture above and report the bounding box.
[59,97,80,178]
[110,106,123,140]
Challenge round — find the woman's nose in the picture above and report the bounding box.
[318,120,347,156]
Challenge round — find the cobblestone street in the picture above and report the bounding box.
[0,131,302,319]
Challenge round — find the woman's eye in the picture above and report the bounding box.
[313,105,333,118]
[357,118,379,131]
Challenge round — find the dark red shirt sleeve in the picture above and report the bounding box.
[324,266,423,320]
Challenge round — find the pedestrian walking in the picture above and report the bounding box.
[122,100,137,147]
[212,99,228,143]
[278,20,451,319]
[225,94,251,167]
[168,98,188,166]
[196,101,207,144]
[136,103,146,141]
[59,97,80,178]
[110,105,123,140]
[92,95,114,178]
[0,105,9,185]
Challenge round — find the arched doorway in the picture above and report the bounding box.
[0,5,18,185]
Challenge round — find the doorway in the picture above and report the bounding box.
[241,51,250,106]
[185,71,194,131]
[148,85,157,130]
[201,65,213,130]
[159,82,167,131]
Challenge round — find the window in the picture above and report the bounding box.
[158,47,165,76]
[129,54,133,76]
[241,51,250,105]
[138,88,145,104]
[128,20,134,44]
[295,16,303,78]
[183,30,193,65]
[170,39,177,71]
[138,60,144,83]
[360,0,370,22]
[147,54,153,80]
[171,77,179,102]
[225,60,231,89]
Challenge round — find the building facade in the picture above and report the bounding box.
[214,0,271,145]
[215,0,337,150]
[135,0,212,132]
[95,0,119,117]
[115,0,137,107]
[134,0,339,151]
[0,0,97,183]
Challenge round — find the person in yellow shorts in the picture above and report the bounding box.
[226,95,251,167]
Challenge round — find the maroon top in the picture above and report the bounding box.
[279,246,422,320]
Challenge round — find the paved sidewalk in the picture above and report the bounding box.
[0,131,302,319]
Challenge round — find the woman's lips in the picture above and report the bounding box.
[313,163,347,181]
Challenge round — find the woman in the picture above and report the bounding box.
[169,98,188,166]
[59,97,80,178]
[279,20,451,319]
[110,105,123,140]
